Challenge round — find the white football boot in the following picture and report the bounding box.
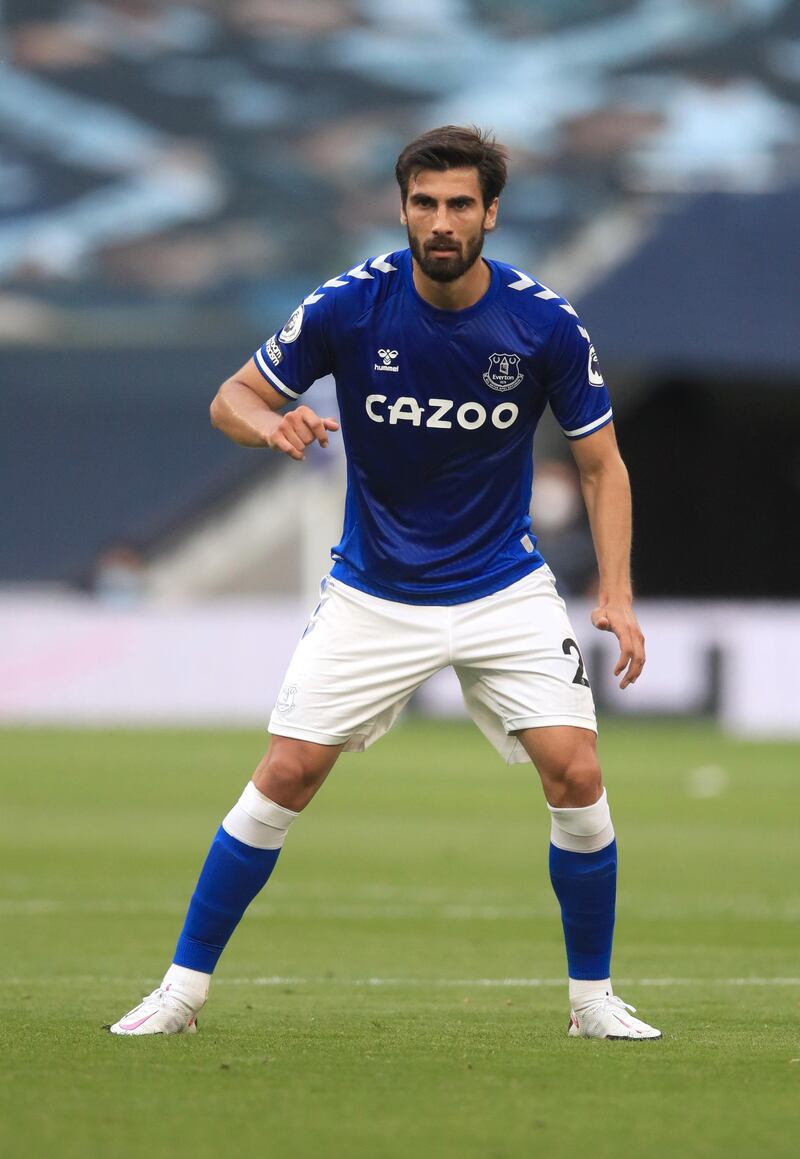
[568,993,661,1040]
[109,984,202,1036]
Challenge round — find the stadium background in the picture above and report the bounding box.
[1,3,799,1158]
[2,0,800,734]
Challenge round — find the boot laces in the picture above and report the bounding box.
[607,995,636,1015]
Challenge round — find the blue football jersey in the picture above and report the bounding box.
[253,249,612,605]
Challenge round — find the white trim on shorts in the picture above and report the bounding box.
[268,723,359,748]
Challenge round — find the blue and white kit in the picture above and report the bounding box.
[254,248,609,758]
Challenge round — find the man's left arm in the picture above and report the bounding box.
[567,422,645,689]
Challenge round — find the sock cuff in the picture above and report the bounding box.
[222,782,299,849]
[239,781,299,828]
[548,788,614,853]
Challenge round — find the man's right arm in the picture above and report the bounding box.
[210,359,339,462]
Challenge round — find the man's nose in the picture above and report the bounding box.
[432,206,454,232]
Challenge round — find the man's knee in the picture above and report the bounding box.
[546,753,603,808]
[252,736,342,811]
[517,726,602,807]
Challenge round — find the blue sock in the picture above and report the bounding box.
[173,826,281,974]
[549,839,617,980]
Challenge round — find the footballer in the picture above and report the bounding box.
[111,126,660,1041]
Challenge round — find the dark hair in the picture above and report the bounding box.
[395,125,508,208]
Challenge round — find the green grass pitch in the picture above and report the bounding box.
[1,719,798,1159]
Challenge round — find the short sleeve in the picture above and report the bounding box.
[252,292,334,401]
[543,308,613,440]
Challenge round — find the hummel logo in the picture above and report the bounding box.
[374,348,399,373]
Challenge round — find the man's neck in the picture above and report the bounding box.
[411,257,491,312]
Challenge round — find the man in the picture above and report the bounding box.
[111,125,660,1040]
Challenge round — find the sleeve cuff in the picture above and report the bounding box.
[253,347,301,400]
[562,407,613,440]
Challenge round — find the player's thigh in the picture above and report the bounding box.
[252,734,345,812]
[269,576,448,750]
[515,724,601,807]
[454,567,597,738]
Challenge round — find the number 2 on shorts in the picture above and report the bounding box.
[562,637,590,687]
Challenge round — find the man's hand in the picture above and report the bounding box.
[591,602,645,689]
[266,405,340,461]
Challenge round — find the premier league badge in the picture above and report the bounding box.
[483,353,524,392]
[587,344,604,386]
[279,305,304,344]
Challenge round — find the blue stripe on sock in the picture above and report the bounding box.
[173,826,281,974]
[549,839,617,981]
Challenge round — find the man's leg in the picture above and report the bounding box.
[517,725,660,1040]
[110,736,342,1035]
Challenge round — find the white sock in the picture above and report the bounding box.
[569,977,612,1009]
[162,963,211,1004]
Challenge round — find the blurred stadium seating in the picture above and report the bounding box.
[1,0,799,730]
[3,0,798,324]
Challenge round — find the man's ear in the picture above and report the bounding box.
[484,197,499,232]
[399,201,408,226]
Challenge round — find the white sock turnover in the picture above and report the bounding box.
[222,781,299,849]
[548,787,615,853]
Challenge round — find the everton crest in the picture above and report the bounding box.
[275,683,298,715]
[483,353,523,392]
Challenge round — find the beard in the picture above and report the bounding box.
[407,226,486,283]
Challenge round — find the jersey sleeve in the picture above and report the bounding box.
[542,307,613,440]
[252,291,334,401]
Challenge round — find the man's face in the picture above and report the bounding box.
[401,167,498,283]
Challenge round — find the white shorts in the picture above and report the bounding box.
[268,567,596,765]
